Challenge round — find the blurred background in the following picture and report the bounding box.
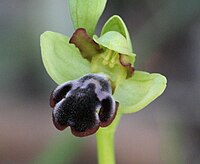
[0,0,200,163]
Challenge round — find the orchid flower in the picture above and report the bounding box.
[40,0,167,163]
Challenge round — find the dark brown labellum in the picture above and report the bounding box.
[50,74,118,137]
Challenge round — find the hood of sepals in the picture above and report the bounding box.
[69,29,136,90]
[91,31,136,88]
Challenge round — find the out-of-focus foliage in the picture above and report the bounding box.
[34,133,82,164]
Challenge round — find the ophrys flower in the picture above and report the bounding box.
[40,1,167,137]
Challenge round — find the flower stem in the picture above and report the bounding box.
[96,112,121,164]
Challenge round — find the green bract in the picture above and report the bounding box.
[101,15,133,52]
[41,0,167,114]
[68,0,107,37]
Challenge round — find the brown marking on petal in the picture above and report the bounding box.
[119,54,135,78]
[69,28,103,61]
[52,111,68,131]
[99,101,119,127]
[70,125,100,137]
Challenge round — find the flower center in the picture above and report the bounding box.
[102,50,119,68]
[91,49,128,90]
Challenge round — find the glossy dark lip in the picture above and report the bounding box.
[51,99,119,137]
[71,124,100,137]
[50,74,119,137]
[52,111,68,131]
[99,101,119,127]
[52,102,119,137]
[49,82,72,108]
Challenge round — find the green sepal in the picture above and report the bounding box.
[113,71,167,114]
[68,0,107,37]
[93,31,135,58]
[40,31,91,84]
[101,15,133,51]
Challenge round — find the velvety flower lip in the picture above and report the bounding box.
[50,74,118,137]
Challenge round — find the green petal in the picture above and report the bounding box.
[93,31,135,58]
[69,28,102,61]
[68,0,107,37]
[101,15,133,51]
[40,31,91,84]
[113,71,167,114]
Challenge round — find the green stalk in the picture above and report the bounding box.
[96,112,122,164]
